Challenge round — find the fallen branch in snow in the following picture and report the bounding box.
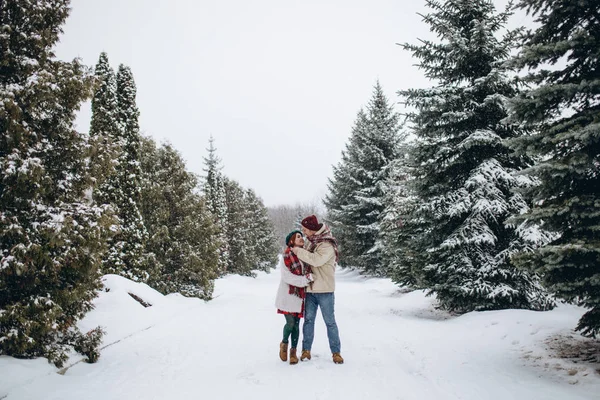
[128,292,152,308]
[57,325,155,375]
[0,325,157,400]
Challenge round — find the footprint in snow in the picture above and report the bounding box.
[236,371,261,385]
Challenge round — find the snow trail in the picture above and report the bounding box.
[1,269,597,400]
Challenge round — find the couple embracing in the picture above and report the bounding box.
[274,215,344,365]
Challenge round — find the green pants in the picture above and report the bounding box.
[282,314,300,348]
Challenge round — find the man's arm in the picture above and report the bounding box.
[293,243,335,267]
[281,265,311,287]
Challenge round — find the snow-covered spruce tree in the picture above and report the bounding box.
[244,189,278,272]
[325,110,368,268]
[221,182,278,276]
[0,0,109,367]
[88,52,119,191]
[140,138,219,299]
[507,0,600,337]
[379,143,424,286]
[325,82,401,274]
[224,178,253,276]
[137,136,165,275]
[294,211,304,230]
[203,136,229,275]
[400,0,554,312]
[100,64,152,282]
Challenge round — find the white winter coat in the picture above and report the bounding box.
[274,257,311,313]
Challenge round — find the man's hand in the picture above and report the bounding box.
[290,246,298,254]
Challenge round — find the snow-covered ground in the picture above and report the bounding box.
[1,268,598,400]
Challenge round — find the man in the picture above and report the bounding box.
[291,215,344,364]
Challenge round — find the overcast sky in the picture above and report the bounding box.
[55,0,527,207]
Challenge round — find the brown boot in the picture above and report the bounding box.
[332,352,344,364]
[279,342,288,362]
[300,349,311,361]
[289,348,298,365]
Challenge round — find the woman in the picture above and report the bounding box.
[275,230,313,365]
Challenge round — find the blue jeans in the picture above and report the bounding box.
[302,292,341,353]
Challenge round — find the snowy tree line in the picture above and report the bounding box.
[0,0,277,367]
[326,0,599,338]
[268,201,325,248]
[203,136,278,277]
[91,53,277,289]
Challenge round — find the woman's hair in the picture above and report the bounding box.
[288,232,298,247]
[286,230,301,247]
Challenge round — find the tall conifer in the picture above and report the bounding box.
[245,189,278,272]
[88,52,119,192]
[0,0,108,366]
[326,83,401,274]
[508,0,600,336]
[399,0,553,312]
[100,64,150,282]
[203,137,229,275]
[140,138,219,299]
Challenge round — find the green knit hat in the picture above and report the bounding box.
[285,230,302,247]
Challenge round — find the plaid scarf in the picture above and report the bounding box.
[307,225,339,263]
[283,246,312,298]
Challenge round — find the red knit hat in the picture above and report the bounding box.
[301,215,322,231]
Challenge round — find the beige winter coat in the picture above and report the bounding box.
[293,225,337,293]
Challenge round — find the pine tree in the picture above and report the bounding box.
[325,83,401,274]
[203,136,229,275]
[245,189,278,272]
[507,0,600,337]
[399,0,554,312]
[100,65,151,282]
[0,0,108,367]
[88,52,119,191]
[140,138,219,299]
